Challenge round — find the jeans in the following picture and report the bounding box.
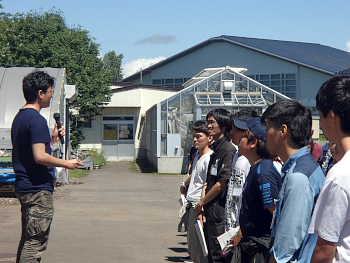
[16,190,54,263]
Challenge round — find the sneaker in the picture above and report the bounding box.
[184,260,193,263]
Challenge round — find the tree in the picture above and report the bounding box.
[103,51,124,82]
[0,8,123,149]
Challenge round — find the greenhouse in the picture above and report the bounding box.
[144,66,290,173]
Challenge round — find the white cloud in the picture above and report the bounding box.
[122,56,166,78]
[347,40,350,52]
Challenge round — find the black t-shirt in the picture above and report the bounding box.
[11,108,55,193]
[240,158,281,237]
[205,137,236,208]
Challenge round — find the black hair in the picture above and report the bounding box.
[206,108,232,140]
[22,70,55,103]
[192,120,210,137]
[261,100,312,148]
[231,108,259,131]
[243,130,270,159]
[316,76,350,134]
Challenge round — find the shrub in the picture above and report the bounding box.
[87,148,107,166]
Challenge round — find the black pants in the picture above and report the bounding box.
[231,236,270,263]
[204,202,230,263]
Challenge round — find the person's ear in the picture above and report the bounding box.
[38,90,45,99]
[208,135,213,142]
[280,124,288,138]
[250,137,258,149]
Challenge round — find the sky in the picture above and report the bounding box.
[2,0,350,78]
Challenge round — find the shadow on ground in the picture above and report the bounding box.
[136,159,157,173]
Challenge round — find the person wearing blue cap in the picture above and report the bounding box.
[261,100,325,263]
[229,117,281,263]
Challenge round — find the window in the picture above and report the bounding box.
[102,115,134,141]
[248,73,296,99]
[119,124,134,140]
[152,78,189,87]
[83,116,92,129]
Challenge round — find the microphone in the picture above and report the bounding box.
[53,113,65,144]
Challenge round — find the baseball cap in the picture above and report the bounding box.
[234,117,266,140]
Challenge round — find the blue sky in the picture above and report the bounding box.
[2,0,350,78]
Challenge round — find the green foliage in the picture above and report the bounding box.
[86,148,107,166]
[70,168,90,178]
[0,8,123,149]
[103,51,124,82]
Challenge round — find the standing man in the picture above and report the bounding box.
[195,108,236,263]
[12,71,83,262]
[261,100,325,263]
[308,76,350,262]
[230,117,281,263]
[181,120,213,263]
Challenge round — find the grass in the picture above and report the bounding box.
[319,135,327,141]
[130,161,140,173]
[70,169,90,178]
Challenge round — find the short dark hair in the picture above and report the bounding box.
[22,70,55,103]
[231,109,259,131]
[243,130,270,159]
[261,100,312,147]
[192,120,210,136]
[316,76,350,134]
[206,108,232,140]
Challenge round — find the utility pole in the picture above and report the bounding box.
[140,68,142,84]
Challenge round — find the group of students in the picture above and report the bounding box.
[180,75,350,263]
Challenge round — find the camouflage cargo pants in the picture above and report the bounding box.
[16,190,54,263]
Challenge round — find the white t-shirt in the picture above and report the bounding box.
[186,150,213,203]
[308,150,350,263]
[225,151,251,230]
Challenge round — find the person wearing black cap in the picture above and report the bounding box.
[229,117,281,263]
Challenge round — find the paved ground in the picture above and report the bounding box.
[0,161,188,263]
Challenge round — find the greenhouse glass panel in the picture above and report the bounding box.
[264,92,275,105]
[207,76,221,92]
[250,95,265,105]
[201,107,212,117]
[195,82,208,92]
[161,134,167,156]
[208,94,222,104]
[236,95,249,105]
[248,81,261,92]
[161,102,167,111]
[181,89,194,113]
[161,112,167,134]
[221,71,235,81]
[181,114,194,135]
[168,96,180,112]
[197,94,208,104]
[235,76,248,92]
[167,112,180,133]
[182,134,193,156]
[223,93,232,104]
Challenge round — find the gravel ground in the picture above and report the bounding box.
[0,177,81,206]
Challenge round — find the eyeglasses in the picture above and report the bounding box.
[206,120,217,125]
[46,89,54,95]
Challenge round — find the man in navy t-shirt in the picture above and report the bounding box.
[12,71,83,262]
[229,117,281,263]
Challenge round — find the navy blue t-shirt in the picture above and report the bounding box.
[240,158,281,237]
[11,108,55,193]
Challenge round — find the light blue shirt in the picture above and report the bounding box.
[269,146,325,263]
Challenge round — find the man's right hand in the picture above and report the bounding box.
[197,211,206,228]
[66,159,83,170]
